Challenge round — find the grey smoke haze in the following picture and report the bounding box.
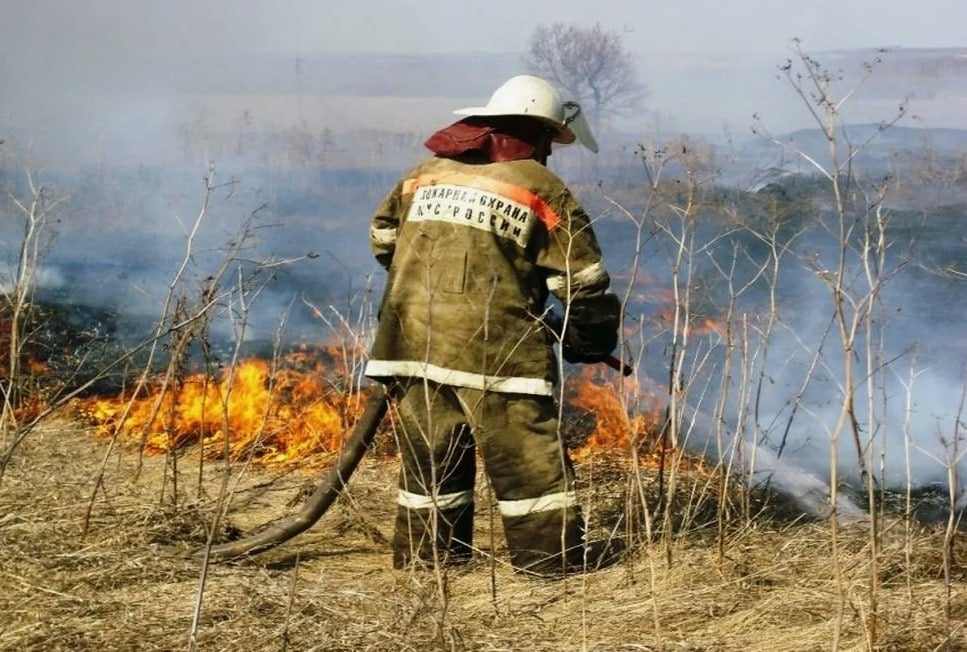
[3,0,967,166]
[5,0,963,60]
[591,191,967,500]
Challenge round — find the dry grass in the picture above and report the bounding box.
[1,413,965,652]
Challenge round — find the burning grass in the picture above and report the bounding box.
[78,350,683,472]
[78,349,384,468]
[1,412,965,651]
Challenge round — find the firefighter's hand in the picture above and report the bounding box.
[562,345,611,365]
[375,252,393,270]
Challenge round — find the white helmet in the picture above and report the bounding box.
[454,75,598,153]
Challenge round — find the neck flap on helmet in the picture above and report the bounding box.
[424,117,553,163]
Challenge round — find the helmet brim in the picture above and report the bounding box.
[453,106,580,147]
[564,109,598,154]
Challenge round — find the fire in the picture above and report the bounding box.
[79,345,708,474]
[566,366,665,462]
[79,348,374,467]
[652,308,724,337]
[625,271,726,338]
[565,367,713,476]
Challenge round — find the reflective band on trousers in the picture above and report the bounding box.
[498,490,577,517]
[398,488,474,511]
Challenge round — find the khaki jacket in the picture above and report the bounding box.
[364,155,613,396]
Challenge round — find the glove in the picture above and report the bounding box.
[562,346,611,365]
[561,294,621,363]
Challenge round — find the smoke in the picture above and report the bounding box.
[3,26,967,515]
[595,184,967,511]
[679,402,869,522]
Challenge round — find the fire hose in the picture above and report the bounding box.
[200,384,391,561]
[199,315,632,562]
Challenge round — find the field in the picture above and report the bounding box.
[1,412,964,652]
[3,45,967,651]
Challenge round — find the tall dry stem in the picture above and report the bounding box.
[0,170,65,475]
[763,40,907,648]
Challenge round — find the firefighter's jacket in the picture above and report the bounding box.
[364,154,614,397]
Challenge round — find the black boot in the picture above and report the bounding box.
[503,507,626,578]
[392,503,474,570]
[566,537,627,574]
[514,537,626,578]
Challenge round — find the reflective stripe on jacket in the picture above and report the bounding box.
[365,155,611,396]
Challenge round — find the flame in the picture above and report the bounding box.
[79,347,374,467]
[624,271,726,338]
[79,344,710,475]
[652,308,724,337]
[564,367,713,476]
[566,366,665,462]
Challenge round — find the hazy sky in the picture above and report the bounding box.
[2,0,965,162]
[4,0,964,61]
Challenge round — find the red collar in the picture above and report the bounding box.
[424,118,547,162]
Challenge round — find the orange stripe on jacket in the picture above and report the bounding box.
[402,173,562,231]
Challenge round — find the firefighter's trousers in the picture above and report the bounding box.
[392,379,585,575]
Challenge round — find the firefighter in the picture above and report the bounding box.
[364,75,624,577]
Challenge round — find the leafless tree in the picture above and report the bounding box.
[524,22,647,132]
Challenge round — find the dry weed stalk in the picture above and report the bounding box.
[0,170,64,476]
[759,40,909,648]
[0,169,174,485]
